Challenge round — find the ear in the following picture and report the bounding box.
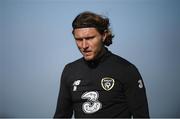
[102,31,107,42]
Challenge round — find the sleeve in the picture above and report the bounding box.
[54,65,73,118]
[123,64,149,118]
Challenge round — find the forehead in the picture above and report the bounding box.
[73,28,99,38]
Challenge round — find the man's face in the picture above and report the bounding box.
[73,28,105,61]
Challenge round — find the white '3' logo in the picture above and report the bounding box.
[138,80,143,88]
[81,91,102,114]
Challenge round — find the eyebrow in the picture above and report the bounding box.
[75,35,95,40]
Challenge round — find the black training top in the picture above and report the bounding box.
[54,48,149,118]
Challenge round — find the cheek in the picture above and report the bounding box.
[93,41,103,52]
[76,41,82,48]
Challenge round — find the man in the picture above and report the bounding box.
[54,11,149,118]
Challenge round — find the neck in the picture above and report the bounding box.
[85,47,108,68]
[94,47,106,61]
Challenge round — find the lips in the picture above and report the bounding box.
[83,51,91,56]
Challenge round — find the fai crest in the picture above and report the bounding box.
[101,77,115,91]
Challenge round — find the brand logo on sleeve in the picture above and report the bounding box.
[101,77,115,91]
[73,80,81,91]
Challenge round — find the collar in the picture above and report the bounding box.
[84,47,112,68]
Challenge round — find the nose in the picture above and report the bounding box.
[82,39,88,49]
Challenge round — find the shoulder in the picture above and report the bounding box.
[109,53,140,75]
[110,53,134,67]
[66,57,84,68]
[110,53,142,83]
[60,58,84,81]
[62,57,84,73]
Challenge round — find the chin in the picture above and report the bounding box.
[84,58,92,61]
[84,56,94,61]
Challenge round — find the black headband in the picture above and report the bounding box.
[72,22,106,30]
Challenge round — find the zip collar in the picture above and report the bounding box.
[84,47,112,68]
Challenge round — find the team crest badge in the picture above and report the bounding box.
[101,77,115,91]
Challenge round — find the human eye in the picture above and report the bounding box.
[86,36,95,40]
[75,38,82,41]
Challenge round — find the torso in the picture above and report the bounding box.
[65,51,132,118]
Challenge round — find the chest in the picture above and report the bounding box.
[68,67,125,103]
